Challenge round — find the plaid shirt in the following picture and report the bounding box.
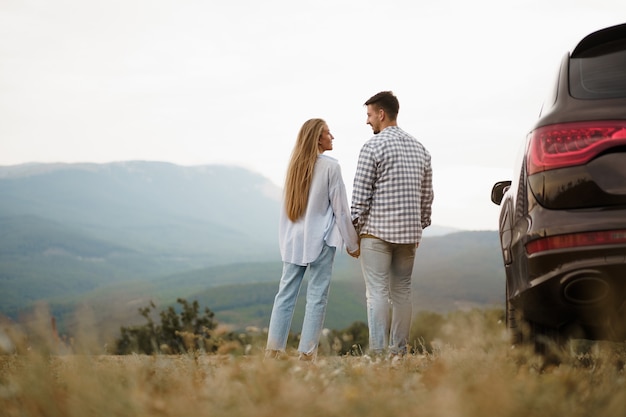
[351,126,434,244]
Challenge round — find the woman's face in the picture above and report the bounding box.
[318,124,334,153]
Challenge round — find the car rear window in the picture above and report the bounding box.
[570,46,626,99]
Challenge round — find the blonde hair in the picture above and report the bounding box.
[284,118,326,222]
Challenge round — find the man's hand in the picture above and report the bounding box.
[347,247,360,258]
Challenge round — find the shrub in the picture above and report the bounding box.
[114,298,224,354]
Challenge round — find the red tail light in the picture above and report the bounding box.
[527,121,626,175]
[526,229,626,254]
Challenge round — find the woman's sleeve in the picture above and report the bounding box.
[329,163,359,253]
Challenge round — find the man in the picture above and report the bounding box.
[351,91,434,357]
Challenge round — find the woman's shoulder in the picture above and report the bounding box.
[317,154,339,165]
[317,154,342,173]
[316,154,343,181]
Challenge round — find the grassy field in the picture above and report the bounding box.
[2,309,626,417]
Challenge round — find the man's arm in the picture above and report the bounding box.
[420,154,434,229]
[351,145,376,235]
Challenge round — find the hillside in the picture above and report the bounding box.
[51,231,504,335]
[176,231,505,331]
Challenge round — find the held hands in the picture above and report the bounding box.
[347,235,361,258]
[347,246,360,259]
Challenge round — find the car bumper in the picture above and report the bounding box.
[512,248,626,340]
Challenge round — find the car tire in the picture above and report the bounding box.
[507,281,564,356]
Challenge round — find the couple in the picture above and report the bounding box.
[265,91,434,361]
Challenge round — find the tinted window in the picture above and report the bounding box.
[570,49,626,99]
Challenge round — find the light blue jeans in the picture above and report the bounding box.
[360,237,416,355]
[266,243,336,355]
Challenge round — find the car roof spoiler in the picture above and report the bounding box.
[572,23,626,58]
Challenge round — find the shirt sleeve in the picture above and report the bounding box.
[420,153,434,228]
[350,144,377,236]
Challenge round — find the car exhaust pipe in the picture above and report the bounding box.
[562,271,610,305]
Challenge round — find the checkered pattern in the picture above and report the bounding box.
[351,126,434,244]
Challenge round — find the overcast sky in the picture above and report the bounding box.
[1,0,623,230]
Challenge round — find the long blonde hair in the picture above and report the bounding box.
[284,118,326,222]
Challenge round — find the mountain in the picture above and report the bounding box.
[0,161,504,336]
[0,161,282,265]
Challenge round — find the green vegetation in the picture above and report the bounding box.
[189,279,367,331]
[109,297,370,356]
[115,298,221,355]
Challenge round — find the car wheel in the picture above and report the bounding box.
[506,280,564,355]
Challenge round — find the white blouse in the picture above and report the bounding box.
[279,154,359,266]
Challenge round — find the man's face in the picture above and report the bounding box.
[366,104,383,134]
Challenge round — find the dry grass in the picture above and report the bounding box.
[2,309,626,417]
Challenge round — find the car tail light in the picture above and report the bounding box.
[527,121,626,175]
[526,229,626,254]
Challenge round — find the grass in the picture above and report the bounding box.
[2,308,626,417]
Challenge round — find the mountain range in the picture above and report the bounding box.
[0,161,504,337]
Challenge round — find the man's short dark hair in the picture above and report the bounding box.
[364,91,399,121]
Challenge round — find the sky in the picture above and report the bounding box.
[1,0,624,231]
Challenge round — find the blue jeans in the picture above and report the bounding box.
[360,237,416,355]
[266,243,336,355]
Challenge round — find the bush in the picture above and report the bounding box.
[114,298,224,354]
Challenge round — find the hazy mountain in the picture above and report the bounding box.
[0,161,282,266]
[0,161,504,335]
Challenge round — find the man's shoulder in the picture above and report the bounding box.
[365,127,418,146]
[369,126,413,141]
[388,127,429,151]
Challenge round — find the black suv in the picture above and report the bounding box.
[491,23,626,349]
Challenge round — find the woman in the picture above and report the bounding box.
[265,118,360,361]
